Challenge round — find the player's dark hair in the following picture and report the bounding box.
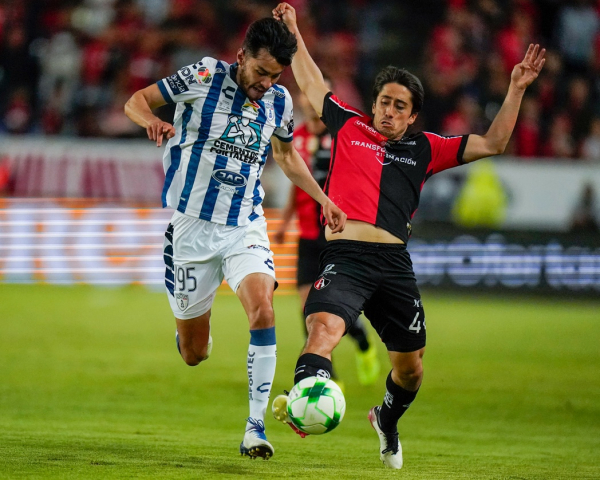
[242,18,298,66]
[372,66,424,114]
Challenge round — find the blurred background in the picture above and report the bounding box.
[0,0,599,293]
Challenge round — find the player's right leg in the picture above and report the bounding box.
[163,212,225,365]
[175,311,212,366]
[271,310,346,428]
[273,241,378,430]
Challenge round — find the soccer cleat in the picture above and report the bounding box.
[368,406,403,469]
[356,344,381,386]
[272,393,308,438]
[239,418,274,460]
[272,394,290,423]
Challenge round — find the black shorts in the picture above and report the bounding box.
[304,240,426,353]
[296,235,328,286]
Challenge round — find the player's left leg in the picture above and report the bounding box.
[368,347,424,469]
[363,243,426,469]
[224,217,277,460]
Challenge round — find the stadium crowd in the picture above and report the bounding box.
[1,0,600,161]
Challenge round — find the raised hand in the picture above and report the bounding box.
[272,2,297,30]
[511,44,546,90]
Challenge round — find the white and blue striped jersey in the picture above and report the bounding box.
[157,57,294,226]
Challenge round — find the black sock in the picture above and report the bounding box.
[294,353,333,385]
[347,317,370,352]
[378,371,419,433]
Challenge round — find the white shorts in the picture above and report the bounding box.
[163,211,276,319]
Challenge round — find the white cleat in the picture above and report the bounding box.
[239,418,274,460]
[368,406,403,469]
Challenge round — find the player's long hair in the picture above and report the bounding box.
[372,67,425,114]
[243,18,298,66]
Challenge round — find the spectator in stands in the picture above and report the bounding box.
[581,117,600,162]
[555,0,599,74]
[514,96,541,157]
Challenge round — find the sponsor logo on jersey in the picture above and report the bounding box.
[211,169,247,194]
[242,101,260,115]
[380,153,416,166]
[351,140,386,154]
[195,66,212,84]
[314,276,331,290]
[179,66,198,86]
[175,292,189,310]
[166,73,189,95]
[354,119,385,143]
[271,88,286,98]
[399,140,416,145]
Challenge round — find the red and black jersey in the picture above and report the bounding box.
[321,92,469,243]
[292,123,332,240]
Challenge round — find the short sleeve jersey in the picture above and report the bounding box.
[157,57,294,226]
[321,92,469,243]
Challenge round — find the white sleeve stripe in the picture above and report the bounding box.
[329,97,362,115]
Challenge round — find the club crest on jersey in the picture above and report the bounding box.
[263,100,275,122]
[175,293,189,310]
[219,115,262,152]
[195,66,212,84]
[314,277,331,290]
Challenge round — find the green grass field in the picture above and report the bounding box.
[0,285,599,479]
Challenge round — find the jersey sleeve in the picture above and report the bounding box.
[320,92,364,135]
[424,132,470,174]
[272,86,294,143]
[157,57,218,104]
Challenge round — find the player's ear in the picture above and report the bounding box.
[237,48,245,66]
[408,112,418,125]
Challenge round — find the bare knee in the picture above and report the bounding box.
[304,314,345,356]
[390,348,425,391]
[393,362,423,390]
[180,343,210,366]
[247,299,275,330]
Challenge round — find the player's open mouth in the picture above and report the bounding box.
[381,121,393,127]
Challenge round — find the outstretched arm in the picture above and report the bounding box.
[273,3,330,116]
[463,44,546,163]
[271,137,346,234]
[124,84,176,147]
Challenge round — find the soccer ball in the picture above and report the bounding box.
[287,376,346,435]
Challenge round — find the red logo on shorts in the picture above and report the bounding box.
[314,277,331,290]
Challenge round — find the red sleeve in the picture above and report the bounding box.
[424,132,469,174]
